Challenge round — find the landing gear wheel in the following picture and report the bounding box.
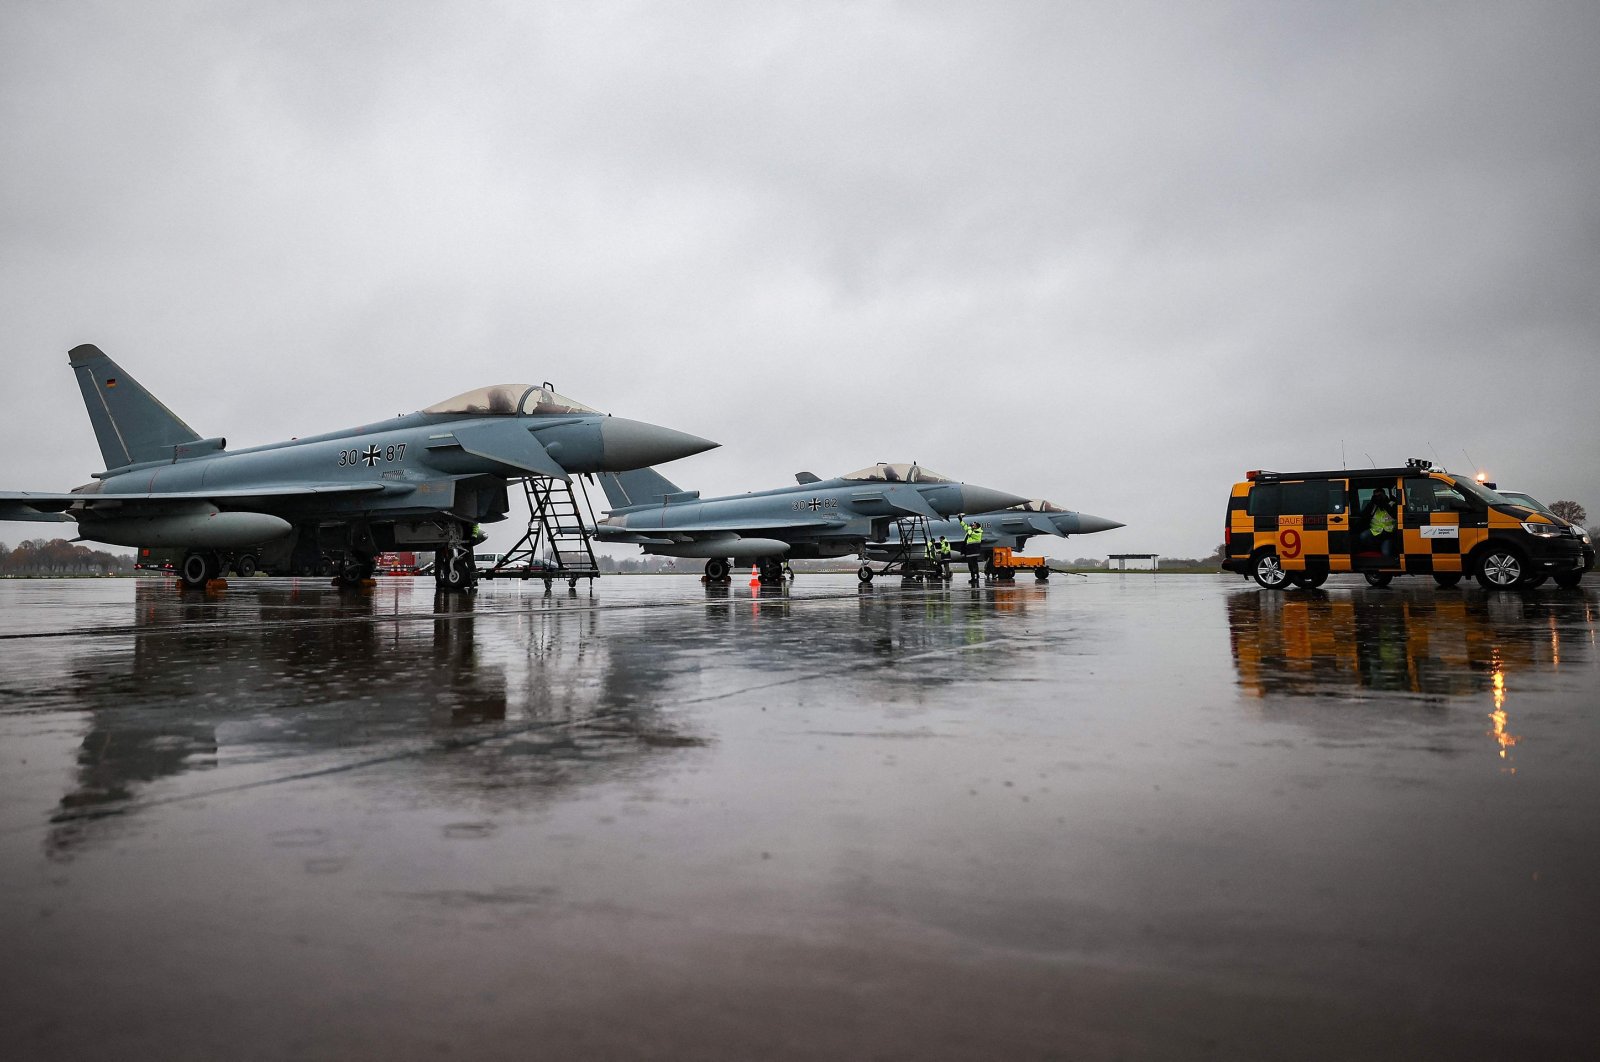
[705,558,730,581]
[1251,552,1288,590]
[440,546,476,591]
[1363,572,1393,589]
[1432,573,1462,588]
[337,557,374,586]
[857,565,875,584]
[180,551,220,589]
[1289,571,1328,589]
[234,554,258,577]
[1475,548,1526,591]
[1554,570,1585,589]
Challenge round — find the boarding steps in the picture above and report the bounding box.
[481,476,602,588]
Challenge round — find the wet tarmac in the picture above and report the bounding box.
[2,573,1597,1060]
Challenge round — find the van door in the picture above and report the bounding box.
[1400,476,1469,574]
[1350,479,1404,571]
[1271,479,1348,572]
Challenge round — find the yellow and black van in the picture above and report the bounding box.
[1222,458,1587,591]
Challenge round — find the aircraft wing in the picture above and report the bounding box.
[0,492,74,521]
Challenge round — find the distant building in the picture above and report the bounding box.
[1108,553,1159,571]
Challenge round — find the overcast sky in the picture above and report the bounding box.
[3,0,1597,560]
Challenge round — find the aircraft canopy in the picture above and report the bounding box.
[1012,500,1065,512]
[840,462,953,484]
[423,384,600,416]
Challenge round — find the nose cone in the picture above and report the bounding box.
[1068,512,1124,536]
[599,418,717,472]
[959,483,1030,515]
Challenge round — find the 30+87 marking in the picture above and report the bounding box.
[338,443,405,467]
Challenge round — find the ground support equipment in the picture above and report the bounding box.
[986,546,1050,582]
[482,477,603,590]
[857,516,949,583]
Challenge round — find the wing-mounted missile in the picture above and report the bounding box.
[428,421,569,481]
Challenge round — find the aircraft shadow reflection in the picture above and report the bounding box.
[47,581,706,857]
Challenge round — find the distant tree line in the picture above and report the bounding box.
[0,539,135,576]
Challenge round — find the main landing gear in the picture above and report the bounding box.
[179,550,224,590]
[334,553,377,588]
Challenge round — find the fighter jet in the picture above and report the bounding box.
[594,461,1028,581]
[868,499,1124,557]
[0,344,716,589]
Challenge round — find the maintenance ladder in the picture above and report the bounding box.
[482,476,602,588]
[869,515,948,580]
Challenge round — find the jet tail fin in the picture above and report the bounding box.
[598,467,687,509]
[69,344,201,470]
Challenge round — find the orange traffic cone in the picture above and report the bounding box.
[749,562,761,587]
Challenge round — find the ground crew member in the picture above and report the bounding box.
[1362,490,1398,559]
[963,520,983,552]
[962,521,983,583]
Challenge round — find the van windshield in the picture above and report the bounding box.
[1451,476,1515,508]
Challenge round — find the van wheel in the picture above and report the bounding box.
[1432,573,1461,588]
[1523,574,1548,589]
[1363,572,1392,588]
[1554,570,1584,589]
[1251,551,1288,589]
[1289,571,1328,589]
[1475,548,1526,590]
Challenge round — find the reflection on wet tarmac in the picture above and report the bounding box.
[44,581,725,857]
[4,575,1598,1059]
[1227,586,1599,769]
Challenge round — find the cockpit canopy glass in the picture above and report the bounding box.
[422,384,599,416]
[840,462,954,484]
[1012,500,1064,512]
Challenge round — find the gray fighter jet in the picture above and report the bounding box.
[1,344,716,588]
[868,500,1124,557]
[594,461,1028,581]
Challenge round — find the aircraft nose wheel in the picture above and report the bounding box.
[435,545,478,592]
[857,565,875,583]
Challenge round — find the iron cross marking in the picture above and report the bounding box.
[807,497,823,511]
[361,445,382,467]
